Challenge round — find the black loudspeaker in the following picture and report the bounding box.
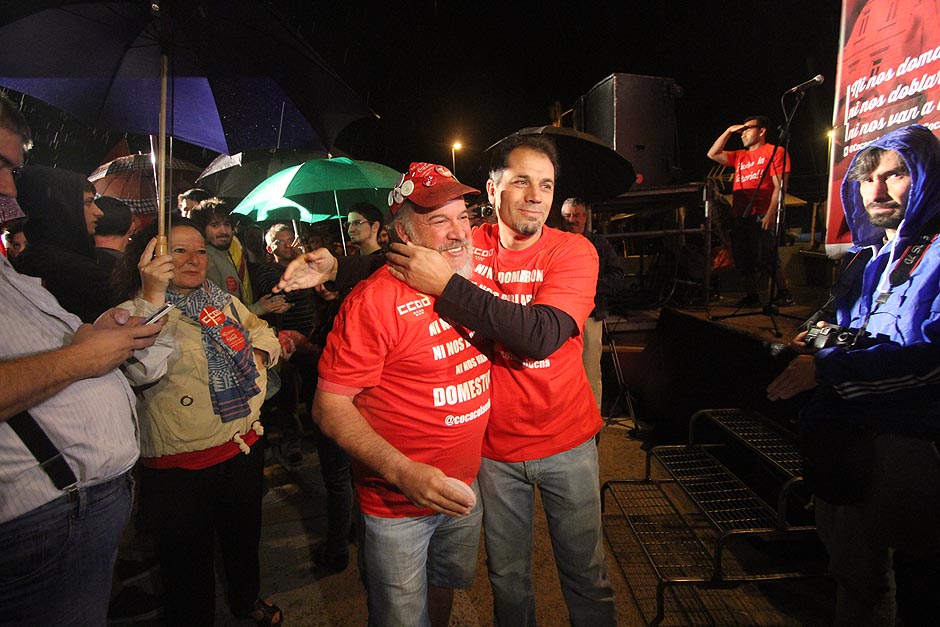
[575,73,682,188]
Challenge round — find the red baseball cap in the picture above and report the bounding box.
[388,162,479,215]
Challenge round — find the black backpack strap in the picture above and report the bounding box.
[7,411,78,490]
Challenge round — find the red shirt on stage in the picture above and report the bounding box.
[470,223,601,462]
[318,269,490,518]
[726,142,789,217]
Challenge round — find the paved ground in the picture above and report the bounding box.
[122,418,835,626]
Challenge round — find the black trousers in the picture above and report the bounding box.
[730,215,777,276]
[313,423,354,554]
[140,443,264,626]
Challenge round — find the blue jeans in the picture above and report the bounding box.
[361,482,482,627]
[478,438,616,627]
[0,472,133,627]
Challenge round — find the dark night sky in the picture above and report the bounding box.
[7,1,844,203]
[286,1,842,201]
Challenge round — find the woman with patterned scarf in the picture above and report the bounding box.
[114,218,284,627]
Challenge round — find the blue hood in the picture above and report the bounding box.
[840,124,940,249]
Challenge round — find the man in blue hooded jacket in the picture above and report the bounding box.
[768,124,940,627]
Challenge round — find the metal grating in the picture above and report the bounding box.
[694,409,803,478]
[602,480,819,626]
[605,481,715,581]
[651,446,780,532]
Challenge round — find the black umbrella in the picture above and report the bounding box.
[487,126,636,203]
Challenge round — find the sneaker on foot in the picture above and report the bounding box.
[735,293,761,308]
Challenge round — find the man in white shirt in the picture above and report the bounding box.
[0,94,164,627]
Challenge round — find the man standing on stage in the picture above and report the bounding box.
[707,115,794,307]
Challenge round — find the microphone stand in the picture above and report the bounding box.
[710,88,808,337]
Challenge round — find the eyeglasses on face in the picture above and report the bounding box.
[347,219,370,228]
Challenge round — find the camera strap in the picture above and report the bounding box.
[888,216,940,288]
[800,248,872,331]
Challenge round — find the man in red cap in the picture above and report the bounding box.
[313,163,490,627]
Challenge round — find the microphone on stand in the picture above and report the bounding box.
[785,74,825,93]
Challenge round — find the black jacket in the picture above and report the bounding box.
[16,166,115,322]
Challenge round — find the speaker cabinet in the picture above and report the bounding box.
[575,73,682,188]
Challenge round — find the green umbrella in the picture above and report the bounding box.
[232,157,399,224]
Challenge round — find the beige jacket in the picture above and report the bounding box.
[120,296,280,459]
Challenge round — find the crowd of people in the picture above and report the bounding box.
[4,83,940,627]
[0,92,617,627]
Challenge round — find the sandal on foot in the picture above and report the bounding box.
[249,598,283,627]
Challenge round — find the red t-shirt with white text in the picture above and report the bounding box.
[725,142,790,217]
[318,269,490,518]
[471,224,601,462]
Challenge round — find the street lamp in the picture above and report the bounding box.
[451,142,462,173]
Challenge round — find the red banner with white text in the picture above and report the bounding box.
[828,0,940,254]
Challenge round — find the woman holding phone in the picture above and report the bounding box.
[114,218,284,626]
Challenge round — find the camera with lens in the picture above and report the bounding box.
[803,324,889,351]
[472,203,493,219]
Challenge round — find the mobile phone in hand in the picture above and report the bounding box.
[143,303,174,325]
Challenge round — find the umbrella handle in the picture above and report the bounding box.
[155,235,168,256]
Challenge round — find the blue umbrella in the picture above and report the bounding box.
[0,0,374,250]
[0,0,373,155]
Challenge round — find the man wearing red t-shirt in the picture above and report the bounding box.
[314,163,488,627]
[708,115,794,307]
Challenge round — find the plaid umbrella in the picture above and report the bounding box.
[88,153,201,215]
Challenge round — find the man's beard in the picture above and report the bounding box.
[866,202,905,229]
[438,240,473,279]
[513,220,542,236]
[418,238,472,278]
[451,253,473,279]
